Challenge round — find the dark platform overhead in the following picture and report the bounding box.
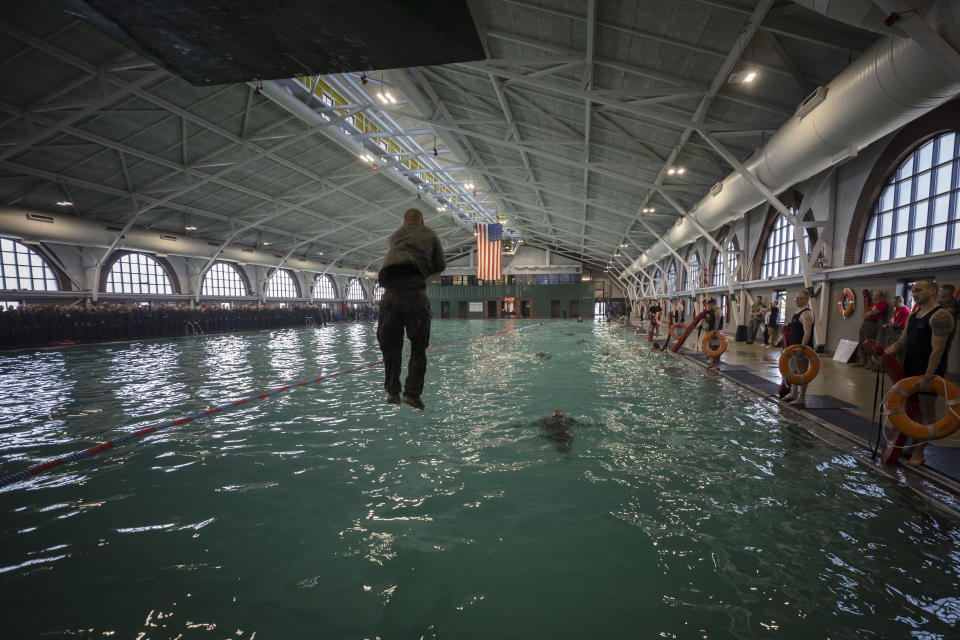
[51,0,485,85]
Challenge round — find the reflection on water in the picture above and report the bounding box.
[0,351,75,458]
[201,335,253,399]
[105,343,189,420]
[266,330,305,382]
[0,321,958,639]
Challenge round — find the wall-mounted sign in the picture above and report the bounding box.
[469,302,483,312]
[504,297,515,302]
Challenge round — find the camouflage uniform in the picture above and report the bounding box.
[376,221,446,403]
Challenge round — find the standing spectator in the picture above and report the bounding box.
[703,298,721,369]
[376,208,446,410]
[939,284,959,320]
[765,300,780,347]
[648,300,662,337]
[748,295,766,344]
[880,296,908,348]
[882,280,955,466]
[782,290,815,407]
[854,289,887,367]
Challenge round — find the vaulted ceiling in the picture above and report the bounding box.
[0,0,879,274]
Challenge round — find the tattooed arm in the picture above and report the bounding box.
[920,309,956,389]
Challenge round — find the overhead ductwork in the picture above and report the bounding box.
[0,207,361,276]
[789,0,907,36]
[630,0,960,275]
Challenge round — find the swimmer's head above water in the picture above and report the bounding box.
[553,409,564,417]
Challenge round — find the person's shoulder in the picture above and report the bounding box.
[931,307,955,335]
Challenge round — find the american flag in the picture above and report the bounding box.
[475,223,502,281]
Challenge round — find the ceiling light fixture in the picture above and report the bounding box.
[56,200,72,206]
[728,70,758,84]
[376,91,388,105]
[185,225,197,231]
[464,182,475,190]
[666,167,685,176]
[642,207,656,213]
[263,242,271,246]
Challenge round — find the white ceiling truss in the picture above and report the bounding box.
[0,1,880,276]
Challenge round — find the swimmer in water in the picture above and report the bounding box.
[579,337,587,343]
[535,410,577,451]
[601,347,612,356]
[535,350,552,359]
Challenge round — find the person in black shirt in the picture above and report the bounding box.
[703,298,721,369]
[765,300,780,347]
[882,280,955,466]
[782,290,815,407]
[648,301,662,337]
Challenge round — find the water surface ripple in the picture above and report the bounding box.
[1,321,958,639]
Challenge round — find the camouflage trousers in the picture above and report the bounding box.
[376,288,431,400]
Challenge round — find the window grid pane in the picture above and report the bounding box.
[201,262,248,297]
[265,270,298,298]
[761,213,809,278]
[862,130,960,263]
[313,275,336,300]
[105,252,173,295]
[0,236,59,292]
[346,278,365,301]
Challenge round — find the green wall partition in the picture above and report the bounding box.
[426,282,595,318]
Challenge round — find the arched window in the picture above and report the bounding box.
[666,262,677,292]
[653,270,662,294]
[862,131,959,262]
[201,262,248,297]
[313,274,336,300]
[266,269,300,298]
[1,237,59,291]
[373,283,384,301]
[685,252,701,290]
[346,278,366,301]
[761,213,809,278]
[105,252,174,294]
[712,241,738,287]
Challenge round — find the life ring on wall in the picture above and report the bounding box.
[777,344,821,385]
[837,288,855,318]
[884,376,960,441]
[670,323,686,340]
[700,331,727,357]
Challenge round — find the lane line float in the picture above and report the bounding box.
[0,323,540,488]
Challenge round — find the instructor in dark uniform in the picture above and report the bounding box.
[376,208,446,410]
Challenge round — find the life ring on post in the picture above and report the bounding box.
[670,323,686,340]
[837,288,855,318]
[777,345,821,385]
[884,376,960,441]
[700,331,728,357]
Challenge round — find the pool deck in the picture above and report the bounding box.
[626,321,960,505]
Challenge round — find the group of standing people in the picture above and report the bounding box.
[747,296,781,347]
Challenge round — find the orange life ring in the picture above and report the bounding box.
[777,344,821,385]
[670,322,686,339]
[837,288,855,318]
[884,376,960,440]
[700,330,727,357]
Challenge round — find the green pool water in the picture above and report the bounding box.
[1,320,959,639]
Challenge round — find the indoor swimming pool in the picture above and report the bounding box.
[2,320,959,638]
